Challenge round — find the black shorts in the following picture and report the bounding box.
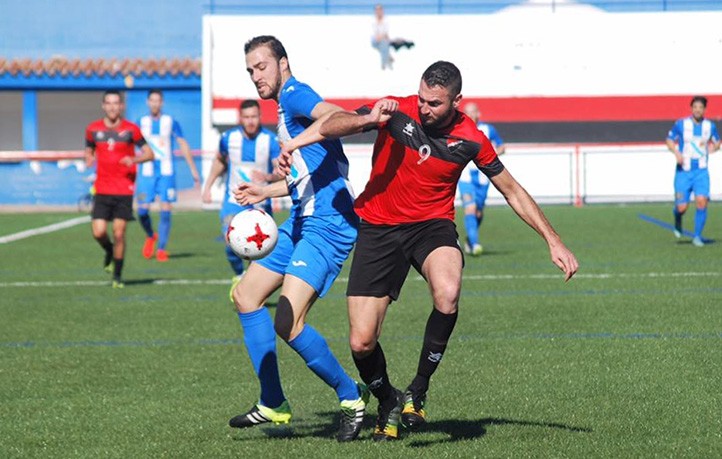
[91,194,135,221]
[346,218,463,301]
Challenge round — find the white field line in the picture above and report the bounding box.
[0,216,90,244]
[0,271,719,288]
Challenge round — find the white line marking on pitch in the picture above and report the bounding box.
[0,271,719,288]
[0,216,90,244]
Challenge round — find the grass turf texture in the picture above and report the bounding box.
[1,203,720,458]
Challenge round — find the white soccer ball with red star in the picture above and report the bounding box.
[226,209,278,260]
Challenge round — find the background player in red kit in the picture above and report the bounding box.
[278,61,578,440]
[85,90,154,288]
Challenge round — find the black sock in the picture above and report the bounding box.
[113,258,124,280]
[408,308,458,395]
[353,343,394,402]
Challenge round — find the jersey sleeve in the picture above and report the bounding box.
[284,84,323,119]
[171,119,184,139]
[85,126,95,148]
[354,95,402,130]
[667,120,682,141]
[131,123,146,147]
[218,132,229,158]
[711,122,720,142]
[473,133,504,178]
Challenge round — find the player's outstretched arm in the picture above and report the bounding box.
[201,154,227,203]
[234,180,289,206]
[490,169,579,281]
[320,98,398,138]
[178,137,200,184]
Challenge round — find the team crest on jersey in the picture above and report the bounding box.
[447,139,464,149]
[96,131,104,140]
[403,122,415,136]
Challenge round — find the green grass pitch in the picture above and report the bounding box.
[1,203,720,458]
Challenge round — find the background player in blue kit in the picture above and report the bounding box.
[202,99,281,278]
[665,96,720,247]
[136,89,200,262]
[458,102,506,256]
[226,35,368,442]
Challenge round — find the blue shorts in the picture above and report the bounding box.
[136,175,177,204]
[674,168,709,205]
[256,212,359,297]
[459,181,490,210]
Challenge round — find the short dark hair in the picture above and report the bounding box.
[147,89,163,99]
[421,61,462,98]
[691,95,708,107]
[240,99,260,110]
[244,35,288,61]
[102,90,123,102]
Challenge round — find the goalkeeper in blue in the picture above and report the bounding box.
[665,95,720,247]
[226,35,367,442]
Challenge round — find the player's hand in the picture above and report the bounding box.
[119,156,135,167]
[368,98,399,124]
[201,187,212,204]
[234,182,265,205]
[549,242,579,282]
[277,144,294,177]
[674,152,684,165]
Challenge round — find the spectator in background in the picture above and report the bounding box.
[136,89,200,262]
[665,95,720,247]
[85,90,154,288]
[201,99,281,279]
[458,102,506,256]
[371,4,414,71]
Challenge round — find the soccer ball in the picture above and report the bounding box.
[226,209,278,260]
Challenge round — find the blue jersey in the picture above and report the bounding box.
[667,117,720,171]
[138,114,184,177]
[219,126,280,206]
[277,76,355,217]
[459,121,504,186]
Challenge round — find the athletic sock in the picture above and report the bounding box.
[673,207,683,231]
[353,343,394,402]
[288,325,358,402]
[408,308,458,396]
[464,214,479,247]
[694,207,707,238]
[98,236,113,254]
[138,208,154,238]
[238,308,286,408]
[113,258,124,280]
[225,245,245,276]
[157,210,171,250]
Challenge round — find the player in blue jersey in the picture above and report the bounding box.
[225,35,368,442]
[136,89,200,262]
[458,102,506,256]
[202,99,281,277]
[665,96,720,247]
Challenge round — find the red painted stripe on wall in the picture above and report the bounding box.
[213,95,722,124]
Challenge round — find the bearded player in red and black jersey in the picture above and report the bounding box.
[279,61,578,441]
[85,90,154,288]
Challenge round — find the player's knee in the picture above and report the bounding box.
[232,283,261,314]
[432,284,460,314]
[112,229,125,242]
[349,332,377,355]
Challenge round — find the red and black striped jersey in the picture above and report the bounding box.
[354,95,503,225]
[85,119,146,195]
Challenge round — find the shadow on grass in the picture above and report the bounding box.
[407,417,592,447]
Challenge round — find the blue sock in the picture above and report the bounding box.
[158,211,171,250]
[464,214,479,247]
[138,208,154,237]
[288,325,358,402]
[673,207,683,231]
[225,245,245,276]
[238,308,286,408]
[694,208,707,238]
